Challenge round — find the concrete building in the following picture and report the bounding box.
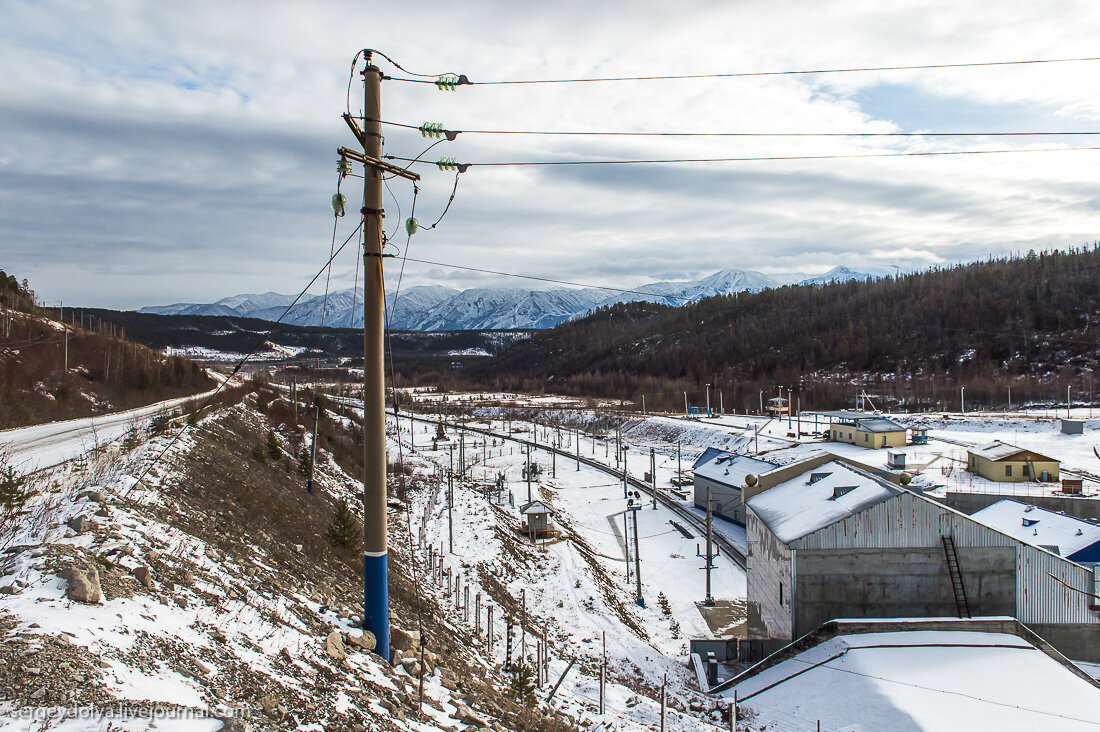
[691,448,778,525]
[973,499,1100,563]
[967,441,1060,483]
[744,457,1100,662]
[823,411,907,449]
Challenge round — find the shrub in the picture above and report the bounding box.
[251,443,267,462]
[297,447,312,476]
[326,499,361,553]
[506,663,537,709]
[266,430,281,461]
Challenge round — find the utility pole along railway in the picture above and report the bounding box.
[398,411,748,569]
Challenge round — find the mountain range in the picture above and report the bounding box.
[138,266,878,330]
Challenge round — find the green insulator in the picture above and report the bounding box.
[331,193,346,217]
[420,122,444,139]
[405,217,419,235]
[336,158,352,178]
[437,157,458,171]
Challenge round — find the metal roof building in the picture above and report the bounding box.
[973,499,1100,563]
[745,458,1100,662]
[692,448,778,525]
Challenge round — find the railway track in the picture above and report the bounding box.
[399,412,747,569]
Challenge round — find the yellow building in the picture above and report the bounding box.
[824,411,907,449]
[967,441,1060,483]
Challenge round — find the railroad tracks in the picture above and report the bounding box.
[399,413,747,569]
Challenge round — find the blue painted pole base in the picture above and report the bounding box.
[364,552,390,662]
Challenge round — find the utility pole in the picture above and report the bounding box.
[307,402,320,494]
[460,432,466,476]
[576,428,580,471]
[719,390,723,415]
[63,325,68,374]
[677,441,681,482]
[642,394,646,415]
[650,448,657,509]
[684,391,688,416]
[706,383,711,418]
[631,498,643,606]
[703,483,717,606]
[345,52,419,664]
[961,386,966,414]
[1067,384,1072,417]
[622,446,629,498]
[526,443,533,504]
[448,444,454,553]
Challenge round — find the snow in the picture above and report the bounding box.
[971,499,1100,558]
[746,460,900,544]
[723,630,1100,731]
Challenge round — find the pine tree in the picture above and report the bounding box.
[297,446,312,476]
[327,500,361,553]
[266,430,281,461]
[251,442,267,462]
[0,465,27,512]
[506,663,537,709]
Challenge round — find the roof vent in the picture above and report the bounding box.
[808,472,831,485]
[1022,518,1039,527]
[830,485,857,500]
[1076,529,1084,536]
[1023,505,1035,513]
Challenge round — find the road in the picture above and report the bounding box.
[0,390,217,473]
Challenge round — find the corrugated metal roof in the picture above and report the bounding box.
[693,450,777,489]
[969,440,1056,463]
[747,461,901,543]
[855,417,905,433]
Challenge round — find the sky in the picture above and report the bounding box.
[3,0,1100,309]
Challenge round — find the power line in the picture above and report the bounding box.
[385,144,1100,168]
[385,55,1100,85]
[398,257,693,301]
[381,119,1100,139]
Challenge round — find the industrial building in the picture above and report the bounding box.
[744,457,1100,662]
[822,410,907,448]
[967,441,1060,482]
[973,499,1100,563]
[691,448,777,525]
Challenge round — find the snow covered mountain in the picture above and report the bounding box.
[140,267,879,330]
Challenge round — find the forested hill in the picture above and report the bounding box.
[474,246,1100,412]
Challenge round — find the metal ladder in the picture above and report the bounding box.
[942,535,971,619]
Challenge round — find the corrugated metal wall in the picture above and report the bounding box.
[789,491,1095,624]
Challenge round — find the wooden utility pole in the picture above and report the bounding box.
[599,632,606,714]
[307,402,320,494]
[448,444,454,553]
[345,52,417,664]
[632,503,643,606]
[650,448,657,509]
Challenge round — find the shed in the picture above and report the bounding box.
[972,498,1100,563]
[1062,419,1085,435]
[519,499,553,541]
[692,448,778,525]
[967,441,1060,483]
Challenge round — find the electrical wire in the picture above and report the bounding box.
[416,171,460,231]
[385,144,1100,168]
[319,208,340,328]
[122,220,364,496]
[385,54,1100,85]
[380,119,1100,139]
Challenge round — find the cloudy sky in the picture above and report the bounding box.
[3,0,1100,309]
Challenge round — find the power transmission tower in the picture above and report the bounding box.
[341,52,420,664]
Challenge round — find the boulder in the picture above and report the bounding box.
[79,490,106,503]
[133,566,153,589]
[180,570,195,586]
[68,515,95,533]
[324,631,346,660]
[345,631,376,652]
[62,564,101,604]
[390,626,420,653]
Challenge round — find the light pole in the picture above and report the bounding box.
[705,383,711,418]
[961,386,966,415]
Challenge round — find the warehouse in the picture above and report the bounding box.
[973,499,1100,563]
[822,410,908,449]
[744,458,1100,662]
[691,448,777,525]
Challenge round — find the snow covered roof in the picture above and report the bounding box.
[721,627,1100,731]
[747,460,901,544]
[822,411,905,432]
[692,448,777,488]
[519,500,551,515]
[969,440,1056,463]
[972,499,1100,560]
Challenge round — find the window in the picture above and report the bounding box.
[1023,464,1031,477]
[1006,465,1013,477]
[882,436,887,447]
[779,582,784,605]
[864,433,869,442]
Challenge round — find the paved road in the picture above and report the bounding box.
[0,390,216,473]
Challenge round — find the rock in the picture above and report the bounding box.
[95,507,110,517]
[181,570,195,586]
[62,564,102,604]
[257,692,279,717]
[30,686,46,700]
[344,631,376,652]
[390,626,420,653]
[0,584,17,595]
[211,628,228,643]
[279,647,293,662]
[219,716,252,731]
[174,596,188,609]
[132,566,153,589]
[80,490,106,503]
[441,677,457,691]
[324,631,346,660]
[194,659,212,675]
[68,515,95,533]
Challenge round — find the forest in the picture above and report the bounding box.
[462,246,1100,413]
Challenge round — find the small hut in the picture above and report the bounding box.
[519,500,554,543]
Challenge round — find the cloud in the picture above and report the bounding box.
[2,0,1100,308]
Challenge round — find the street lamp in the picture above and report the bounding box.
[705,383,711,418]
